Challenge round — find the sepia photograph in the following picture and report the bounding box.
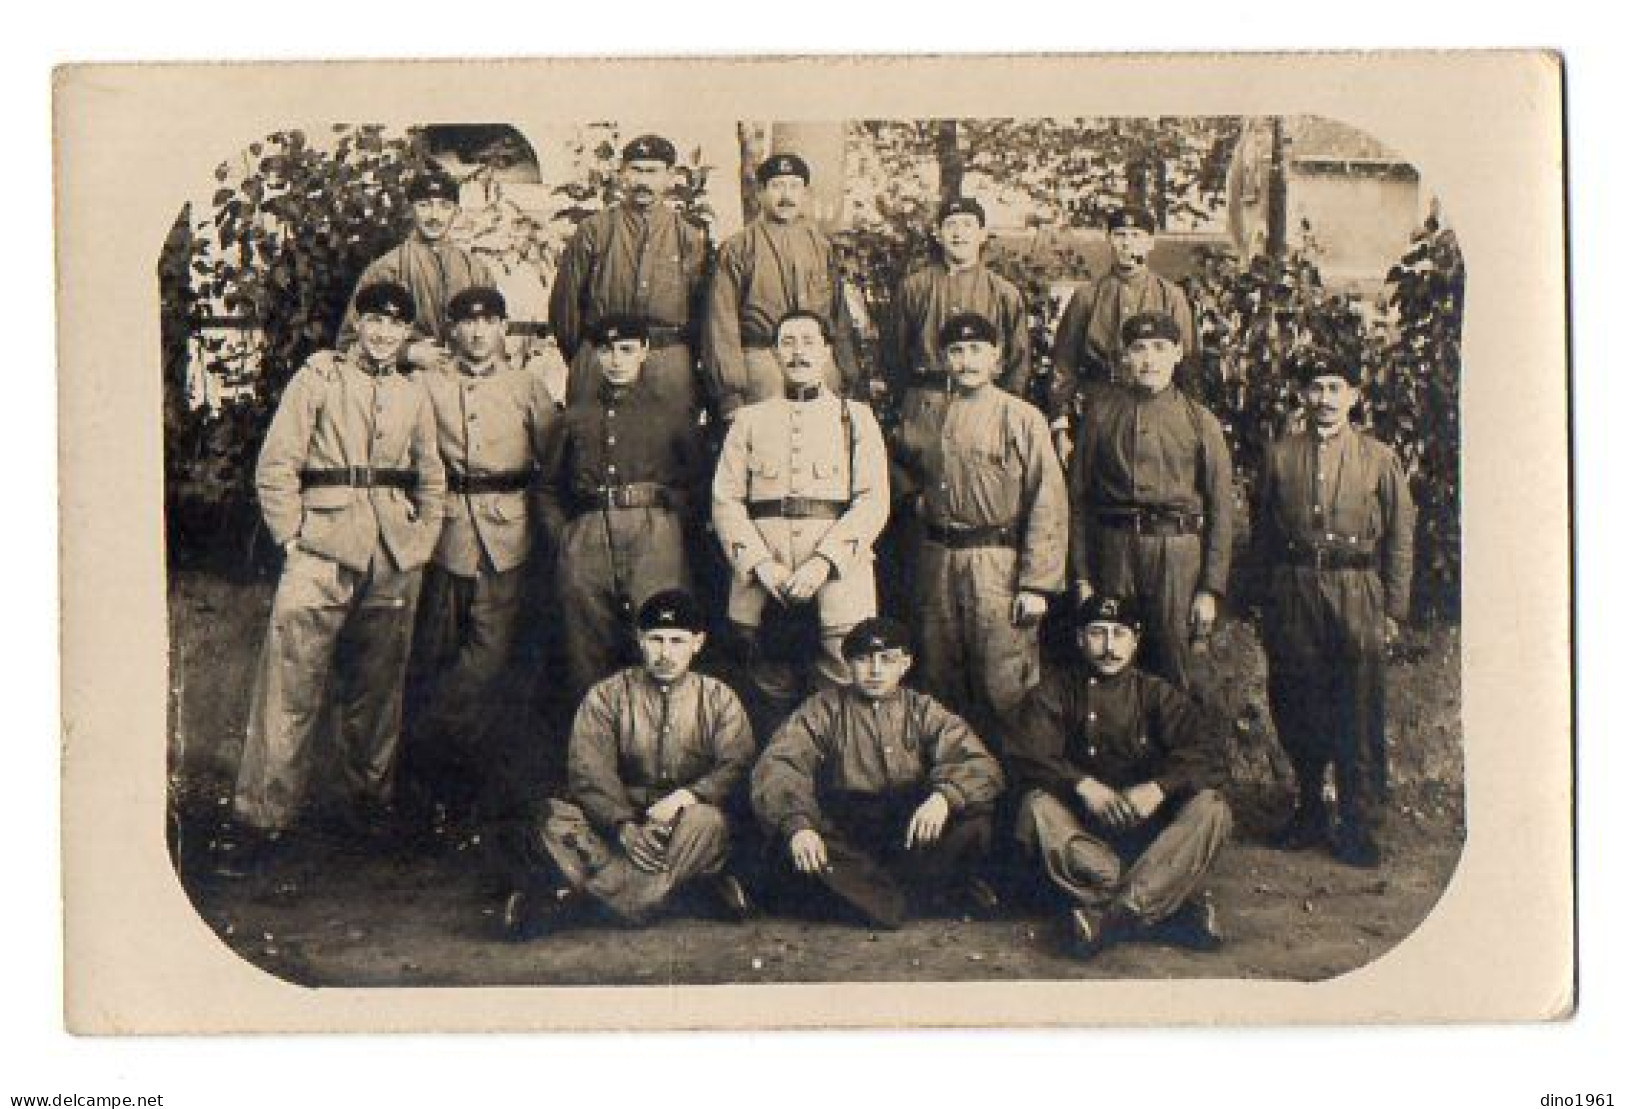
[56,52,1568,1032]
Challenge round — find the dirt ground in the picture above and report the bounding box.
[167,570,1464,987]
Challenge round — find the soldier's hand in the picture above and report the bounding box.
[1189,590,1219,641]
[646,788,697,826]
[1011,591,1049,628]
[618,821,668,873]
[905,792,951,849]
[1077,777,1135,831]
[753,560,793,602]
[1122,781,1166,823]
[789,828,830,874]
[282,539,300,558]
[783,557,833,604]
[1384,616,1401,646]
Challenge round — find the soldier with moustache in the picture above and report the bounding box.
[548,134,711,413]
[405,286,557,832]
[1048,206,1200,456]
[1069,310,1235,693]
[1255,349,1415,868]
[702,153,859,418]
[537,314,705,701]
[712,310,889,697]
[224,282,446,871]
[1008,593,1231,960]
[893,311,1068,740]
[337,167,496,372]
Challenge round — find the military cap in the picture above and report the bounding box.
[939,311,1000,347]
[1074,593,1144,632]
[622,134,678,166]
[587,314,650,346]
[1289,346,1362,387]
[1120,310,1183,347]
[1105,205,1157,233]
[446,286,508,324]
[353,281,417,325]
[937,196,987,227]
[756,152,811,186]
[841,617,914,660]
[637,589,707,633]
[406,169,460,204]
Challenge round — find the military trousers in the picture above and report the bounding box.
[915,541,1042,744]
[780,790,993,931]
[233,546,422,833]
[566,341,700,415]
[1015,788,1230,926]
[403,562,528,816]
[556,506,690,699]
[1261,566,1390,836]
[524,798,730,924]
[1084,527,1204,691]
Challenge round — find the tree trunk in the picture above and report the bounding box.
[935,120,964,204]
[736,122,768,225]
[1265,116,1289,261]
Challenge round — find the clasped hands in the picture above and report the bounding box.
[617,788,699,873]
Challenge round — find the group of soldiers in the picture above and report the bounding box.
[216,133,1416,962]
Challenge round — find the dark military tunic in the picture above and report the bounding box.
[537,377,705,696]
[1007,663,1231,923]
[1253,425,1415,837]
[547,203,710,410]
[1070,384,1235,690]
[1049,269,1198,419]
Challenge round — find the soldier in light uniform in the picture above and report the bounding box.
[885,196,1031,428]
[894,311,1068,740]
[337,168,495,371]
[226,282,446,866]
[548,134,711,412]
[1255,349,1415,868]
[702,153,859,418]
[405,286,557,830]
[1070,310,1234,693]
[751,618,1006,930]
[1048,206,1199,454]
[712,310,889,694]
[1008,594,1231,960]
[537,314,704,701]
[503,591,756,935]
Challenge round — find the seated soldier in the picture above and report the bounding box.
[1007,594,1232,960]
[750,617,1005,930]
[502,590,755,936]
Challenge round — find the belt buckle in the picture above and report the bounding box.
[351,465,373,488]
[1313,547,1330,570]
[606,485,628,509]
[783,496,807,518]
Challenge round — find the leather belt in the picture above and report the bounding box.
[1280,544,1377,571]
[747,497,849,521]
[573,482,675,515]
[925,522,1020,550]
[448,469,532,494]
[1092,506,1204,536]
[300,466,416,490]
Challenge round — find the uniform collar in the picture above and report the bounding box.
[457,357,499,380]
[786,383,823,402]
[599,377,643,405]
[355,352,397,378]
